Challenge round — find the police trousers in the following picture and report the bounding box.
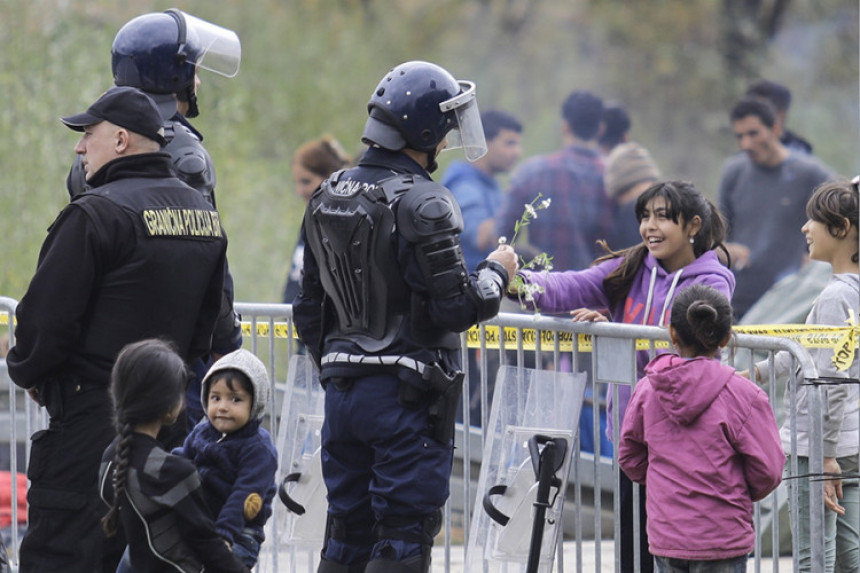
[19,377,121,573]
[320,373,453,565]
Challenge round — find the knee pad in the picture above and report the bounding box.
[324,513,376,545]
[317,557,368,573]
[374,509,442,552]
[365,554,428,573]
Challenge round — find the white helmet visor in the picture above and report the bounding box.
[181,11,242,78]
[440,81,487,162]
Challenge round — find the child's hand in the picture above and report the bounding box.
[737,366,764,386]
[823,457,845,515]
[569,308,608,322]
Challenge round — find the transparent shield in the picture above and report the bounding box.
[267,355,326,565]
[466,366,586,573]
[182,11,241,78]
[441,81,487,161]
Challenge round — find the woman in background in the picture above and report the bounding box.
[282,136,352,304]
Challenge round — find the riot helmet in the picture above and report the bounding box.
[362,61,487,170]
[111,9,241,118]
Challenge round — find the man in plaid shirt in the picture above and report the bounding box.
[496,90,611,272]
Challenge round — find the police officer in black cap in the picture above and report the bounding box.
[294,61,517,573]
[67,9,243,439]
[7,86,229,573]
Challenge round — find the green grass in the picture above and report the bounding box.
[1,0,857,304]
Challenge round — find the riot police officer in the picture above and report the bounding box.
[67,9,243,438]
[293,61,517,573]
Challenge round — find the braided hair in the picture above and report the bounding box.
[101,339,187,537]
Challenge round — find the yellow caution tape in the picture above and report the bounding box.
[3,312,858,356]
[236,319,860,354]
[830,311,857,372]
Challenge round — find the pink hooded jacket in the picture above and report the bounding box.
[618,354,784,560]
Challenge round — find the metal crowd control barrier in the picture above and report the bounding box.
[0,298,840,572]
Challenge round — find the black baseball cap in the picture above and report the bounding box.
[61,86,166,146]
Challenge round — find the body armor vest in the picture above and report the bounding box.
[303,172,415,352]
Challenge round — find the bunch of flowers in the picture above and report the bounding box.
[502,193,553,313]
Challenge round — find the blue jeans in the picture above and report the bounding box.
[835,456,860,573]
[655,555,747,572]
[115,547,132,573]
[232,528,262,568]
[115,528,261,571]
[788,455,860,572]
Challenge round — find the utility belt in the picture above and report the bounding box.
[321,352,464,444]
[37,375,108,420]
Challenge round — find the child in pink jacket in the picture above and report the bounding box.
[619,284,784,571]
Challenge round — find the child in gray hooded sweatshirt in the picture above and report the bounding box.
[175,349,278,568]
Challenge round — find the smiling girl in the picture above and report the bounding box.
[753,179,860,572]
[509,179,735,572]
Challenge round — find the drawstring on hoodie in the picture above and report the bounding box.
[642,266,684,327]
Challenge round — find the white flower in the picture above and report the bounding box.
[540,198,551,209]
[524,204,537,219]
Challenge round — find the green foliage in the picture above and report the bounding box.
[1,0,857,305]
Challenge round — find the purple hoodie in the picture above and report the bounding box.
[618,354,784,560]
[521,250,735,438]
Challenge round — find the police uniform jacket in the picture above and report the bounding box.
[294,147,499,388]
[65,106,242,358]
[8,152,227,390]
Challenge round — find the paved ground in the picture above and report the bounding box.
[261,541,794,572]
[430,541,794,572]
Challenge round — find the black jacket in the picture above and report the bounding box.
[8,153,227,389]
[100,433,249,573]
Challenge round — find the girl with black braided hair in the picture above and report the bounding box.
[98,339,249,573]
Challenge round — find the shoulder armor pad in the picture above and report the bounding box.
[397,180,463,243]
[163,121,216,199]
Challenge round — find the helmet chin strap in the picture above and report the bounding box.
[426,148,439,173]
[179,87,199,118]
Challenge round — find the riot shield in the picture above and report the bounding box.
[466,366,586,573]
[264,354,327,571]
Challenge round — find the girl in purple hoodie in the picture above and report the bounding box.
[619,285,784,571]
[509,180,735,572]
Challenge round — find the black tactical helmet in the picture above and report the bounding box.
[362,61,486,164]
[111,9,240,119]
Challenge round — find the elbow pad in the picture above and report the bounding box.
[398,180,469,300]
[472,259,508,323]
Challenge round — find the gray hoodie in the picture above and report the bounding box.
[756,273,860,457]
[201,349,270,421]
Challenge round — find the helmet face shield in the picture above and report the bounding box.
[441,81,487,162]
[180,11,241,78]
